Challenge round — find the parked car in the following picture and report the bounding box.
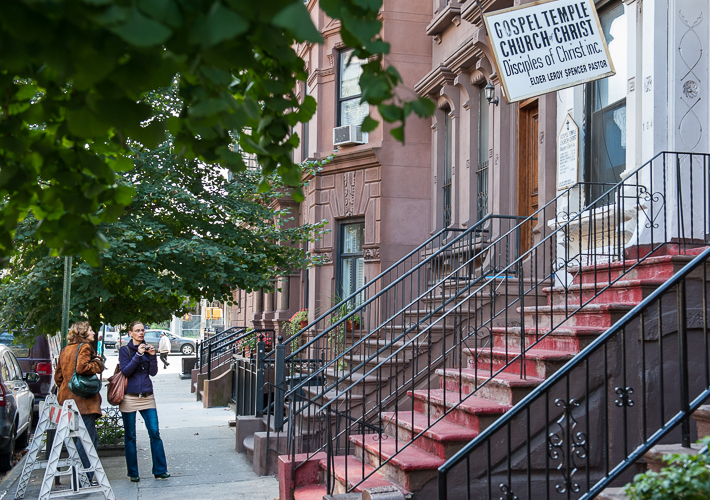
[103,330,119,349]
[0,344,38,471]
[117,330,196,355]
[0,333,51,415]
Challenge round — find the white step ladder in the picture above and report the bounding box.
[14,395,115,500]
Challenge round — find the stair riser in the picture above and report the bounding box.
[548,285,655,307]
[522,310,628,329]
[575,261,686,284]
[469,352,569,379]
[382,420,463,459]
[440,375,534,406]
[353,443,438,492]
[411,396,499,431]
[493,332,594,352]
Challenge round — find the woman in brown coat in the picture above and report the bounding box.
[54,322,106,481]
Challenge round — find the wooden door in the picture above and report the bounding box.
[517,99,539,256]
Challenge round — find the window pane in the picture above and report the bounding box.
[341,258,353,298]
[340,50,364,99]
[343,223,364,254]
[341,99,369,127]
[594,4,627,110]
[443,112,452,227]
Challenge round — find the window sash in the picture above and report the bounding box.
[443,112,453,228]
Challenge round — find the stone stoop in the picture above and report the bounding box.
[278,247,706,500]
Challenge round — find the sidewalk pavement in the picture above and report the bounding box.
[1,348,279,500]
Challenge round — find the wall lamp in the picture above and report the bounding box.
[484,82,499,106]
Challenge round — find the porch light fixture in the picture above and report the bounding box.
[484,82,499,106]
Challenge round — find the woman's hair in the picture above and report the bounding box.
[128,321,144,332]
[67,321,92,344]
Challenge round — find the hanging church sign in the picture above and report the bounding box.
[557,114,579,190]
[483,0,615,103]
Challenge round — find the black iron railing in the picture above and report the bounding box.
[439,245,710,500]
[272,151,709,494]
[196,324,245,370]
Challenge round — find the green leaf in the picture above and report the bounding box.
[351,0,382,9]
[410,97,435,118]
[189,98,231,118]
[110,8,173,47]
[390,125,404,143]
[378,104,402,123]
[272,2,323,43]
[203,2,249,47]
[66,109,110,138]
[360,115,378,133]
[108,156,135,172]
[138,0,183,28]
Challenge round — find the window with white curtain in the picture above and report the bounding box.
[338,50,369,128]
[339,222,365,304]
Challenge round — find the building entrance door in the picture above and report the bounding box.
[517,98,539,256]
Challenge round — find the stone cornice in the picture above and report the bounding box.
[425,4,462,37]
[414,64,456,98]
[318,148,381,175]
[461,0,496,26]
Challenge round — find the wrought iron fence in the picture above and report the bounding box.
[273,151,709,494]
[97,407,124,448]
[439,245,710,500]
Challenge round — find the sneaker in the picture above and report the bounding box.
[154,473,171,479]
[129,476,140,483]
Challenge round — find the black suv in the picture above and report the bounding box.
[0,333,52,415]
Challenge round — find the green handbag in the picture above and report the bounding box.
[68,343,102,399]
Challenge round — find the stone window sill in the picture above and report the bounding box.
[426,4,462,37]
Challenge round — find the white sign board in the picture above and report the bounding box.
[557,114,579,190]
[483,0,615,103]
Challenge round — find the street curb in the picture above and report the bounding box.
[0,453,27,498]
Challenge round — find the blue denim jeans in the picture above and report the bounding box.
[121,409,168,477]
[75,414,98,482]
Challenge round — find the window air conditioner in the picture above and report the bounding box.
[333,125,365,147]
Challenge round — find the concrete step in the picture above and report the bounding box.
[350,433,444,492]
[643,443,701,473]
[466,347,575,378]
[693,405,710,438]
[519,303,634,329]
[437,368,544,406]
[492,326,606,351]
[409,389,510,431]
[294,484,328,500]
[545,278,667,307]
[380,411,477,459]
[571,253,698,285]
[322,455,410,496]
[594,487,629,500]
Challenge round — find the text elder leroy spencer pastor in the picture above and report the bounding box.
[484,0,615,103]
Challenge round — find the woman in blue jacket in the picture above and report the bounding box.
[118,321,170,482]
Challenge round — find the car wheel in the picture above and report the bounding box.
[16,412,32,449]
[181,344,194,355]
[0,422,17,472]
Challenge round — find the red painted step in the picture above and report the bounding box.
[545,278,667,306]
[381,410,478,459]
[519,303,634,329]
[350,433,445,491]
[409,389,510,430]
[293,484,327,500]
[323,455,410,495]
[467,347,575,378]
[437,368,544,405]
[492,325,606,351]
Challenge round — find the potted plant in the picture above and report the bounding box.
[345,314,362,332]
[290,309,308,330]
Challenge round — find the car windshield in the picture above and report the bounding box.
[0,333,30,357]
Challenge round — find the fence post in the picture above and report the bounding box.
[195,340,200,365]
[207,342,212,380]
[274,337,286,431]
[255,335,265,417]
[678,279,691,448]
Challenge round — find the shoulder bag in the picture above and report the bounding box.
[106,348,128,406]
[67,342,102,399]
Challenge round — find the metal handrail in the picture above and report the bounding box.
[438,246,710,499]
[283,151,709,494]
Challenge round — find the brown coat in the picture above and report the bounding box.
[54,343,103,416]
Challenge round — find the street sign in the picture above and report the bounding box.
[557,114,579,190]
[483,0,615,103]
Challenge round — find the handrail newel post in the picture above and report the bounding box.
[274,337,286,431]
[255,335,266,417]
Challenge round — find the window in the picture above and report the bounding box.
[585,2,627,202]
[443,111,453,227]
[339,222,365,303]
[338,50,368,128]
[477,87,490,221]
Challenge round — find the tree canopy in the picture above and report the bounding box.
[0,141,329,343]
[0,0,434,265]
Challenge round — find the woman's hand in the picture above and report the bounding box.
[138,343,147,355]
[146,345,156,356]
[94,357,106,372]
